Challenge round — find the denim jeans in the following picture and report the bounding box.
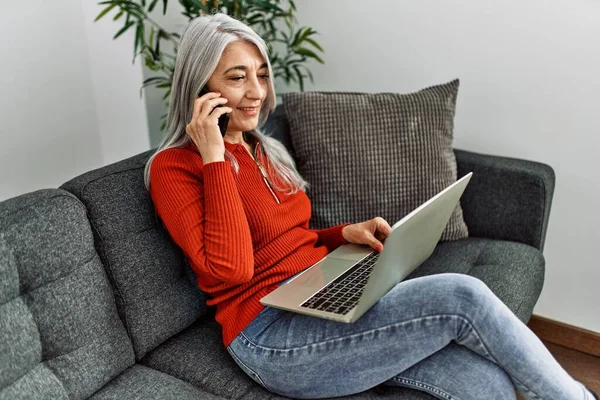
[227,273,593,400]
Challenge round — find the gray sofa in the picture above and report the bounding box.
[0,105,554,399]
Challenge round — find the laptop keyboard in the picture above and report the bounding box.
[300,252,380,315]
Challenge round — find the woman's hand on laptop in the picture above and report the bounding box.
[341,217,392,252]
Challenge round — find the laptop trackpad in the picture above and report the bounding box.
[292,257,353,289]
[327,243,373,261]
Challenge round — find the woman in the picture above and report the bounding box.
[146,13,597,400]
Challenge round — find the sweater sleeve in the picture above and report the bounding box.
[311,223,352,252]
[149,150,254,285]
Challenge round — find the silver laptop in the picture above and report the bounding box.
[260,172,473,323]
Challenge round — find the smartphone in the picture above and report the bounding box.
[199,86,230,136]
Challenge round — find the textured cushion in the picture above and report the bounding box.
[141,320,284,400]
[90,365,222,400]
[142,237,543,400]
[263,106,556,252]
[61,150,209,360]
[0,190,134,400]
[282,79,468,241]
[455,149,556,251]
[407,237,545,323]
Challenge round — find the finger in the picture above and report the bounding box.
[210,106,233,119]
[200,97,229,118]
[375,231,388,242]
[364,231,383,252]
[374,217,393,237]
[192,92,221,122]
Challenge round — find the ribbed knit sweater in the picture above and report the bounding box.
[149,140,349,346]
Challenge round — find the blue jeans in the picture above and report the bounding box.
[227,273,592,399]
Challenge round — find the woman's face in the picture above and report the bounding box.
[206,40,270,136]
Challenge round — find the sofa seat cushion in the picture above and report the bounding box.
[408,237,545,322]
[90,364,222,400]
[140,319,284,400]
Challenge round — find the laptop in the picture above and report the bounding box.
[260,172,473,323]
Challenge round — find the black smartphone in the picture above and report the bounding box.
[199,86,230,136]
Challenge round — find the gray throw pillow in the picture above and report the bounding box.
[282,79,468,242]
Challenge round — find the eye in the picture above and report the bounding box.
[230,76,245,81]
[260,74,270,80]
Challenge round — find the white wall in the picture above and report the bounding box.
[80,1,151,165]
[139,4,189,147]
[290,0,600,332]
[0,0,149,201]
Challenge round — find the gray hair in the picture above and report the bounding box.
[144,13,308,194]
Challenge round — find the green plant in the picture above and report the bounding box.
[95,0,324,128]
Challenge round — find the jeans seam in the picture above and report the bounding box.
[389,376,455,400]
[226,345,273,392]
[451,315,543,400]
[240,313,461,353]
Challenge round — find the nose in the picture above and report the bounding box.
[245,74,266,100]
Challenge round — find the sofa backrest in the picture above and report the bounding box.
[0,189,134,399]
[262,104,295,155]
[60,150,209,361]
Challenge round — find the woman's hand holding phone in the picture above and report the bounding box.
[186,91,233,164]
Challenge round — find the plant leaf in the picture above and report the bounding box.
[134,22,145,56]
[142,76,169,85]
[303,65,314,83]
[292,65,304,91]
[298,26,313,43]
[291,27,303,47]
[94,3,117,22]
[114,21,135,40]
[148,0,159,12]
[145,57,161,71]
[295,47,324,64]
[149,26,155,47]
[304,37,323,52]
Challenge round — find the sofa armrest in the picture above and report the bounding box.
[455,149,555,252]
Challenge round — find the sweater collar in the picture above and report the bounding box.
[224,140,241,152]
[184,138,257,154]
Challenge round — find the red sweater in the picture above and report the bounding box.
[149,140,349,346]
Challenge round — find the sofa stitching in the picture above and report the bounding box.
[86,218,135,351]
[77,175,143,356]
[0,192,83,221]
[533,173,549,253]
[19,252,101,297]
[1,194,99,298]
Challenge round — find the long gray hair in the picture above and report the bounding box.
[144,13,308,193]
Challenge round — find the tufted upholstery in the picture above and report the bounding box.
[0,190,134,399]
[407,237,545,322]
[60,152,209,361]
